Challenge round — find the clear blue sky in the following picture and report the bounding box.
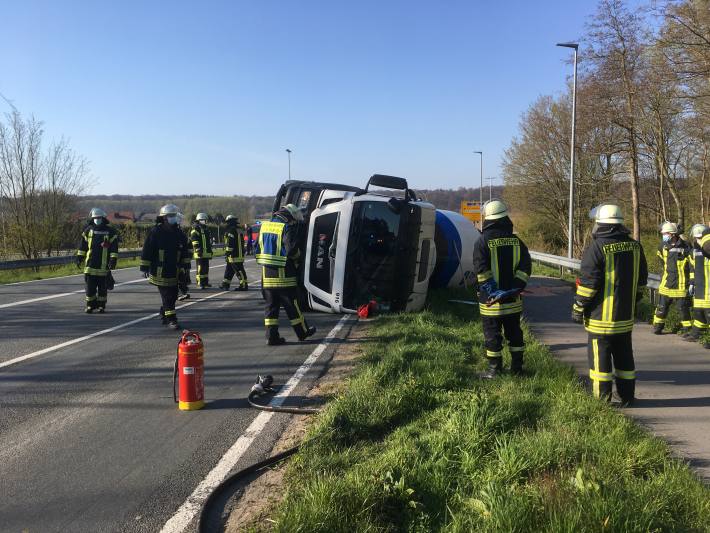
[2,0,617,196]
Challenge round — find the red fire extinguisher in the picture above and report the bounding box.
[173,330,205,411]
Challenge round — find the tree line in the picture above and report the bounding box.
[504,0,710,256]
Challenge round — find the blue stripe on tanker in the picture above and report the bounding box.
[431,210,463,288]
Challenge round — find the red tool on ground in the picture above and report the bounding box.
[174,330,205,410]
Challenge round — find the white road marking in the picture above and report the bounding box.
[0,259,252,309]
[0,282,260,370]
[159,314,350,533]
[0,256,254,286]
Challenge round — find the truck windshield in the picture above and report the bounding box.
[342,201,401,310]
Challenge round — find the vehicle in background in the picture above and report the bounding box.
[273,175,480,314]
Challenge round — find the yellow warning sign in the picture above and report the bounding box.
[460,200,482,225]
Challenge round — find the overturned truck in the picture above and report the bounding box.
[272,174,480,313]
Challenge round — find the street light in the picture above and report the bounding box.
[486,177,496,201]
[557,41,578,259]
[285,148,292,180]
[473,150,483,214]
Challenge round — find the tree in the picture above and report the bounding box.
[584,0,650,240]
[0,110,90,259]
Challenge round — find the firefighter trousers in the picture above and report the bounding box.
[481,313,525,369]
[263,287,309,340]
[587,332,635,402]
[222,261,247,287]
[158,286,179,324]
[654,294,692,330]
[689,307,710,338]
[85,274,108,310]
[196,258,210,287]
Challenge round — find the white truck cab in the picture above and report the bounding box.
[272,174,479,314]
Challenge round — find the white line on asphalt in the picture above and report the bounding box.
[159,314,351,533]
[0,259,245,309]
[0,283,260,370]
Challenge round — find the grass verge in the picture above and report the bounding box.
[264,289,710,532]
[0,249,226,284]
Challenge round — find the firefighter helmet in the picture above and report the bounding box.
[691,224,707,240]
[89,207,107,219]
[283,204,305,222]
[483,199,508,220]
[225,214,239,222]
[591,204,624,224]
[159,204,180,217]
[660,221,679,234]
[196,212,209,222]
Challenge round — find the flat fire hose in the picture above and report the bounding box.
[197,376,319,533]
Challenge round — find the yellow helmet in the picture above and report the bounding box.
[483,199,508,220]
[660,221,678,234]
[590,204,624,224]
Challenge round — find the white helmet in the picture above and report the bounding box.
[483,199,508,220]
[89,207,107,219]
[590,204,624,224]
[196,212,209,222]
[690,224,707,240]
[159,204,180,217]
[225,214,239,222]
[283,204,304,222]
[660,221,679,234]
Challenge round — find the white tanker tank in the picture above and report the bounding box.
[430,210,481,290]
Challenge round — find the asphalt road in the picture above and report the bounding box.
[0,258,354,532]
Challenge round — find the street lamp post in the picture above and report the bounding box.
[286,148,292,180]
[473,150,483,216]
[486,177,495,201]
[557,42,578,259]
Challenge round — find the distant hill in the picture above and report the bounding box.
[77,186,504,222]
[76,194,274,223]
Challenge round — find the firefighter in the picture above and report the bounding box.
[220,215,248,291]
[190,212,213,289]
[683,224,710,347]
[176,212,192,301]
[256,204,316,345]
[572,204,648,406]
[473,199,531,378]
[75,208,119,313]
[653,221,692,335]
[246,223,254,255]
[140,204,192,329]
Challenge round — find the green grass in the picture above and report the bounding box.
[0,257,143,284]
[263,290,710,532]
[0,248,225,284]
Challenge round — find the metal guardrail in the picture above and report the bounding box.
[530,250,661,300]
[0,244,224,271]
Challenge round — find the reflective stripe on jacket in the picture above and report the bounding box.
[190,225,213,259]
[574,226,648,335]
[256,221,287,267]
[658,239,691,298]
[76,224,119,276]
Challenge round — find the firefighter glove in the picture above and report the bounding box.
[689,284,695,297]
[75,256,82,268]
[142,271,149,278]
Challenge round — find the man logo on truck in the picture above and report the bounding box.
[316,234,327,270]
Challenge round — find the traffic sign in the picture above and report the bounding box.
[460,200,482,225]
